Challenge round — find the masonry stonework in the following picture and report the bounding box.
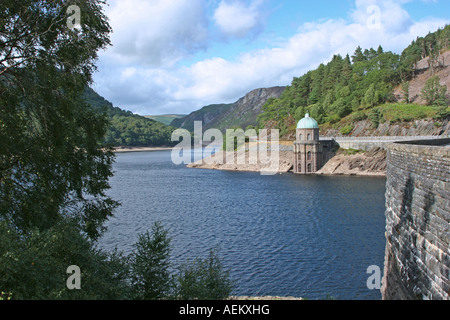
[381,139,450,300]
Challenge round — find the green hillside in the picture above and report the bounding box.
[257,25,450,137]
[144,114,186,126]
[83,87,176,147]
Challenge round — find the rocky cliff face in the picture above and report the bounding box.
[171,86,285,132]
[169,103,233,132]
[321,118,450,137]
[214,86,286,131]
[393,50,450,104]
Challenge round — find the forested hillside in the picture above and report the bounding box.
[83,87,176,147]
[258,25,450,137]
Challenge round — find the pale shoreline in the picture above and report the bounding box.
[113,146,387,176]
[113,146,175,153]
[187,148,387,176]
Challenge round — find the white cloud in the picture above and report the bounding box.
[93,0,450,115]
[213,0,265,38]
[351,0,413,34]
[104,0,208,67]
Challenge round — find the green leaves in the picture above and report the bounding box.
[83,87,176,147]
[421,76,448,106]
[0,1,116,239]
[0,220,234,300]
[175,248,234,300]
[129,222,172,300]
[128,223,234,300]
[0,220,130,300]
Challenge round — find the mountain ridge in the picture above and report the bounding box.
[170,86,286,132]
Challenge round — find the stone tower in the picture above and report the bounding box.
[294,114,323,174]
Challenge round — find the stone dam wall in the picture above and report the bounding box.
[381,138,450,300]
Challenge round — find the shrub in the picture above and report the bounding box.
[0,220,131,300]
[421,76,447,106]
[351,111,367,122]
[433,106,450,120]
[340,125,354,135]
[175,248,234,300]
[129,222,172,300]
[326,114,341,124]
[368,108,381,129]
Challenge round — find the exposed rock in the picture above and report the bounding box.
[188,146,387,176]
[217,86,286,131]
[187,150,294,173]
[322,118,450,137]
[393,50,450,104]
[171,86,286,132]
[316,147,387,176]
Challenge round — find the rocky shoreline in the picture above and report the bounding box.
[316,147,387,176]
[187,147,387,176]
[187,150,294,173]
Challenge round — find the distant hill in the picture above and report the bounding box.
[170,103,234,132]
[145,114,186,126]
[83,87,176,147]
[171,86,285,132]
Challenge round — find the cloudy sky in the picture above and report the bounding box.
[91,0,450,116]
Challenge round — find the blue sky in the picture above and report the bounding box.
[92,0,450,115]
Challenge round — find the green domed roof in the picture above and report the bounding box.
[297,114,319,129]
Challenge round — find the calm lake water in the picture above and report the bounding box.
[99,150,387,300]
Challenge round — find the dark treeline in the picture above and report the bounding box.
[83,87,176,147]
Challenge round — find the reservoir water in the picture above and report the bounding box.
[99,150,387,300]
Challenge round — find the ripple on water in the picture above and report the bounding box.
[100,151,386,300]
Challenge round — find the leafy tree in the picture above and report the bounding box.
[402,81,410,103]
[127,222,234,301]
[351,46,365,63]
[175,248,234,300]
[340,125,354,136]
[421,76,448,106]
[310,103,326,124]
[294,106,306,122]
[0,2,235,301]
[129,222,173,300]
[0,0,117,240]
[0,220,131,300]
[363,84,377,108]
[368,108,381,129]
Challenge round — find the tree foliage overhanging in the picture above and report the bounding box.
[0,0,115,240]
[0,1,231,300]
[258,25,450,135]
